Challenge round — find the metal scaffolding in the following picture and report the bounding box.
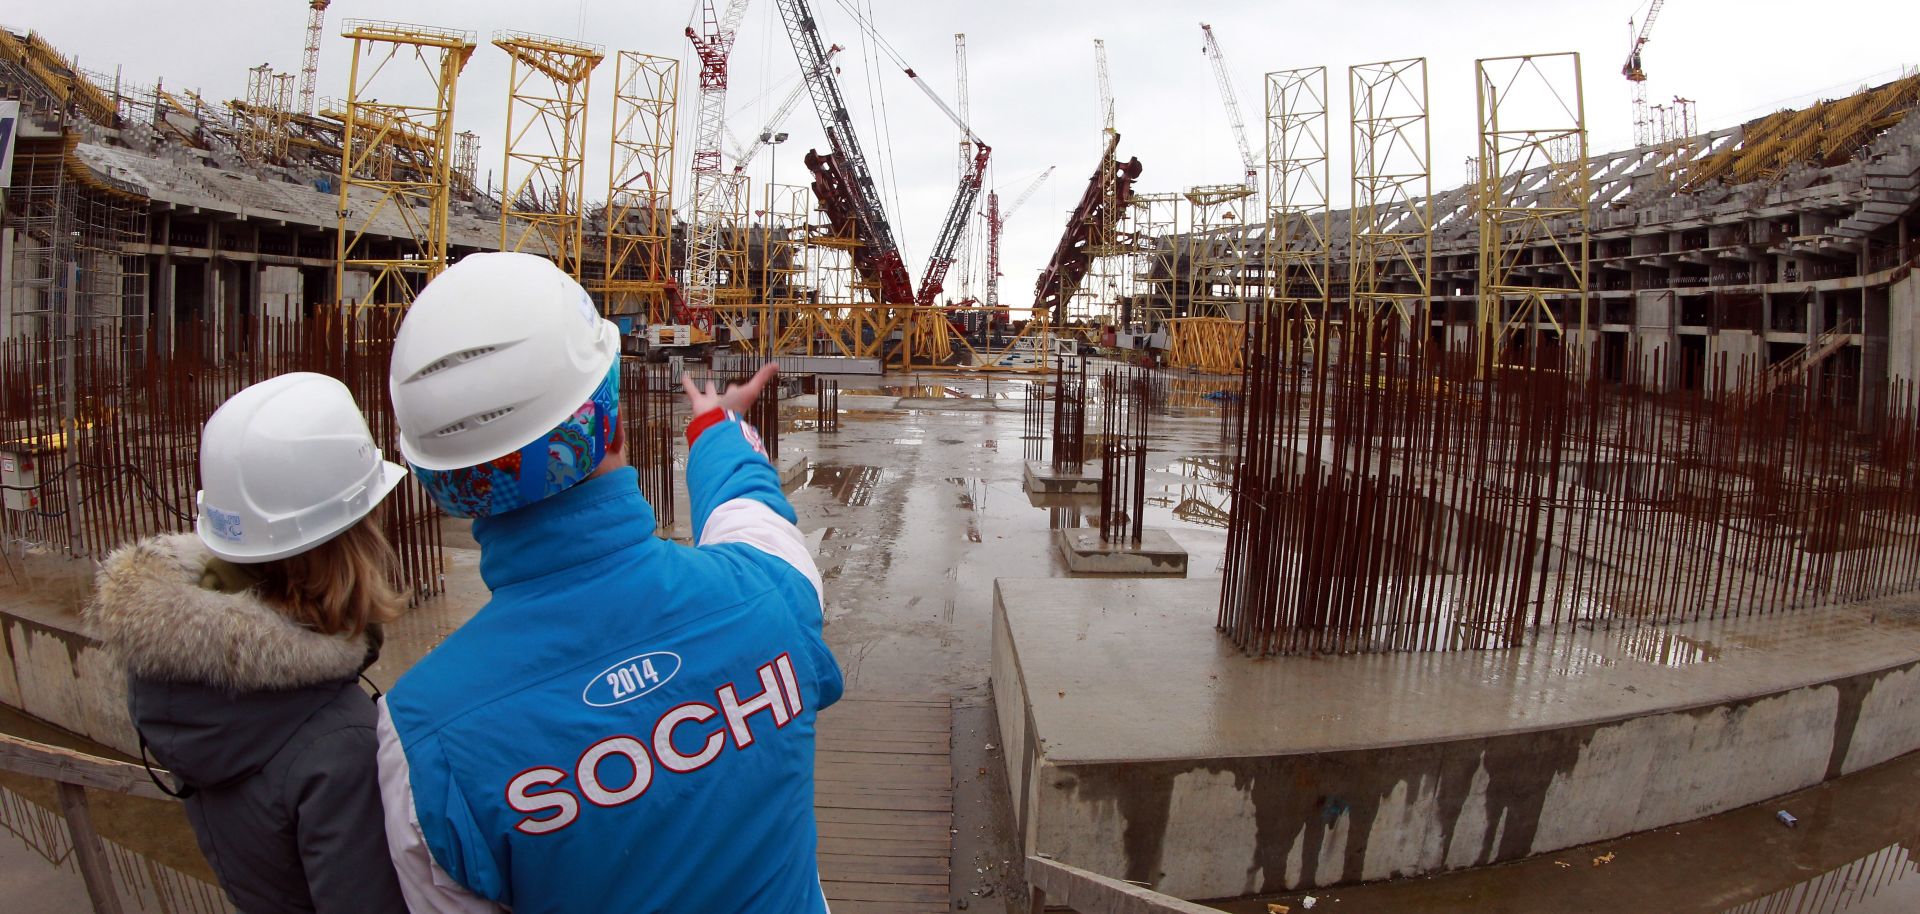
[1130,192,1183,327]
[1349,57,1433,335]
[334,19,476,309]
[600,51,678,321]
[760,183,812,355]
[1264,66,1333,329]
[1475,52,1590,357]
[495,30,604,280]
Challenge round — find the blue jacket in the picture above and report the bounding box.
[376,416,843,914]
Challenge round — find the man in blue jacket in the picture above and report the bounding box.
[374,252,842,914]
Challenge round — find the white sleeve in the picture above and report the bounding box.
[375,699,505,914]
[698,497,825,610]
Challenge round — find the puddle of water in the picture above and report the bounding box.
[806,464,887,507]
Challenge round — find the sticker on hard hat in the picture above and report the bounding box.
[576,288,599,327]
[204,507,244,541]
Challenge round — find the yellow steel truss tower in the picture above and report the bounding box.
[1348,58,1433,336]
[334,19,476,309]
[1264,67,1332,330]
[601,51,678,321]
[495,30,604,280]
[1475,52,1590,359]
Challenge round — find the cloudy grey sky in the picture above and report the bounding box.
[13,1,1920,307]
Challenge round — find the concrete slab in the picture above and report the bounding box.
[990,576,1920,898]
[1024,460,1100,495]
[1055,528,1189,576]
[778,453,809,490]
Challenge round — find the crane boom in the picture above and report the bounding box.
[1004,166,1054,221]
[775,0,913,304]
[733,45,839,174]
[1095,39,1113,134]
[1199,23,1257,189]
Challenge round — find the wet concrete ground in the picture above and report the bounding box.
[6,367,1920,912]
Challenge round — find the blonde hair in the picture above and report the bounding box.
[252,511,403,637]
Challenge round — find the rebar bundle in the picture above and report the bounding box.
[621,362,677,534]
[814,379,840,433]
[1050,354,1088,472]
[1098,365,1151,547]
[1220,310,1920,656]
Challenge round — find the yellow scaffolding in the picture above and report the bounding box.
[1264,66,1333,332]
[334,19,476,309]
[1475,52,1590,358]
[600,52,678,321]
[1183,184,1255,320]
[758,183,813,356]
[1349,58,1433,337]
[1129,193,1183,328]
[495,30,604,280]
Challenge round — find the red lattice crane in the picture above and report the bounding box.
[982,166,1054,309]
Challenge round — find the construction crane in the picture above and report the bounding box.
[685,0,753,332]
[909,42,991,307]
[298,1,328,116]
[954,33,973,302]
[774,0,988,308]
[1035,40,1142,323]
[774,0,913,305]
[1199,23,1257,190]
[982,166,1054,308]
[731,45,840,174]
[1623,0,1667,147]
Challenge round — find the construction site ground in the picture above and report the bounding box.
[5,367,1920,912]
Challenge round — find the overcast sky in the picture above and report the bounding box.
[13,1,1920,308]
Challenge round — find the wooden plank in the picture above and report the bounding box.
[815,699,953,912]
[818,879,948,902]
[57,782,126,914]
[0,732,173,801]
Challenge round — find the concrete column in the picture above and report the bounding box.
[0,227,14,340]
[155,211,174,356]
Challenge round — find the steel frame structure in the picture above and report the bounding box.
[495,30,603,280]
[1475,52,1590,358]
[1130,192,1183,328]
[1264,67,1333,329]
[1182,184,1255,320]
[758,182,813,355]
[707,173,756,341]
[333,19,476,309]
[1348,57,1433,336]
[600,52,677,321]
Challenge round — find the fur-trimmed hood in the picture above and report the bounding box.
[87,533,369,691]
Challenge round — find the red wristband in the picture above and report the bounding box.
[685,408,734,446]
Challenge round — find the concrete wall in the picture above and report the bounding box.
[0,605,138,756]
[257,264,304,319]
[1013,658,1920,900]
[1891,272,1920,388]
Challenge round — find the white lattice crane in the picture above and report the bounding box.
[1623,0,1668,147]
[685,0,753,330]
[983,166,1054,308]
[730,45,839,174]
[955,33,974,301]
[1199,23,1257,190]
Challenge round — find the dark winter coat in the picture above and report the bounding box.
[86,533,407,914]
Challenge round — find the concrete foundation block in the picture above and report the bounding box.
[778,454,808,490]
[1024,460,1100,495]
[1055,528,1188,576]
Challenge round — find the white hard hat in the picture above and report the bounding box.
[196,373,407,563]
[389,252,619,472]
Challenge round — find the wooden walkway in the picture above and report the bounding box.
[815,698,953,914]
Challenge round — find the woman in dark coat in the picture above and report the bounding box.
[86,373,409,914]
